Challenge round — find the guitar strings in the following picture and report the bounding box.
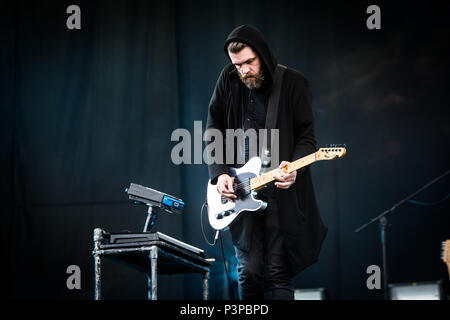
[233,171,273,191]
[233,180,250,193]
[231,171,273,193]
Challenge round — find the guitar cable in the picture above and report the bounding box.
[219,230,236,300]
[200,200,236,299]
[200,201,219,246]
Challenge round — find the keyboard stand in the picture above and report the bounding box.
[92,228,214,300]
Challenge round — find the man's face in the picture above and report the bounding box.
[228,46,264,90]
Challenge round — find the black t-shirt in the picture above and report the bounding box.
[242,84,275,197]
[242,83,270,161]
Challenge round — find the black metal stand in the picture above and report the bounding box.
[379,216,388,300]
[92,228,214,300]
[355,169,449,300]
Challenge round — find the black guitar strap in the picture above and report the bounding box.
[263,64,286,169]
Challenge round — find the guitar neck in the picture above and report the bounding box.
[250,152,317,190]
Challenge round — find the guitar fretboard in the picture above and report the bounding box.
[250,153,317,190]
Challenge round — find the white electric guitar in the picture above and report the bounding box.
[207,145,347,230]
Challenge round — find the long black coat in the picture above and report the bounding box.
[206,25,327,275]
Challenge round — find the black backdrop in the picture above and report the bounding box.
[1,0,449,300]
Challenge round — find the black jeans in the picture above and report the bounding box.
[234,194,294,300]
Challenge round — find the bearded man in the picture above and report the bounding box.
[206,25,327,300]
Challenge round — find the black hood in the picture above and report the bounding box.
[224,24,278,81]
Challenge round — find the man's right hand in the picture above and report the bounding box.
[216,174,237,203]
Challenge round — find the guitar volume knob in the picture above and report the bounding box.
[224,209,234,216]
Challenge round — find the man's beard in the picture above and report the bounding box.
[239,69,265,90]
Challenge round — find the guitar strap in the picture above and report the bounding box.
[262,64,286,170]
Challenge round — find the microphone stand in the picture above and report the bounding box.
[354,169,449,300]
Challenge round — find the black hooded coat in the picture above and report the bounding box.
[206,25,328,275]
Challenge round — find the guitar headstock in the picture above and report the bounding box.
[316,144,347,161]
[441,240,450,263]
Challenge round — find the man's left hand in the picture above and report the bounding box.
[273,161,297,189]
